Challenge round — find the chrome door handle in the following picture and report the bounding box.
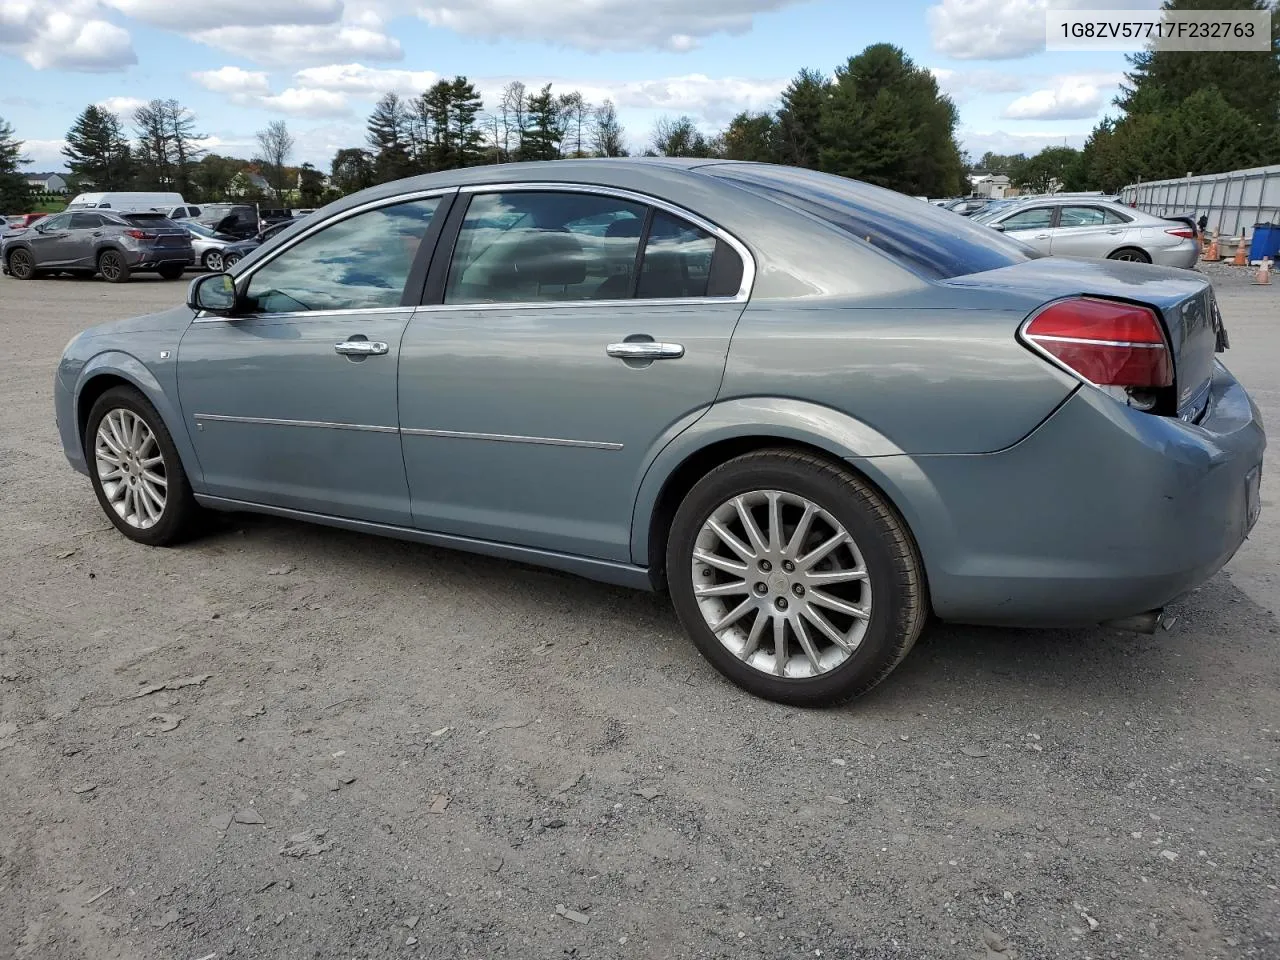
[606,341,685,360]
[334,340,388,356]
[1034,234,1051,240]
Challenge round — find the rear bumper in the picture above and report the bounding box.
[859,361,1265,626]
[1151,239,1200,269]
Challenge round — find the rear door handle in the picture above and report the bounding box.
[334,340,388,356]
[1034,234,1051,240]
[606,341,685,360]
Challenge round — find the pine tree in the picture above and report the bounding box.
[776,68,830,169]
[448,77,485,167]
[521,84,564,161]
[367,93,415,184]
[0,117,30,213]
[163,100,205,200]
[63,105,133,190]
[330,148,375,195]
[132,100,175,190]
[591,100,626,157]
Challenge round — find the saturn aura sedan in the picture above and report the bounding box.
[972,196,1200,268]
[53,159,1265,706]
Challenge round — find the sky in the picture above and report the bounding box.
[0,0,1166,174]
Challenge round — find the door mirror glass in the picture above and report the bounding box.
[189,273,236,314]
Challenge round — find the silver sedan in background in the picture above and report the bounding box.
[973,196,1200,268]
[182,221,241,272]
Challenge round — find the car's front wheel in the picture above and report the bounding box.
[98,250,131,283]
[667,449,928,706]
[223,252,242,268]
[203,250,224,272]
[7,248,36,280]
[85,386,202,546]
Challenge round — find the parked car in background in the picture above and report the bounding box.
[943,197,991,216]
[193,204,259,238]
[66,192,186,214]
[162,204,204,221]
[4,210,193,282]
[8,213,47,228]
[220,217,300,267]
[976,196,1200,267]
[52,159,1261,707]
[182,221,241,272]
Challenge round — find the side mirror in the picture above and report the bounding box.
[188,273,237,314]
[990,223,1006,232]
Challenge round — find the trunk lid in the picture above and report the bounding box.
[947,257,1224,421]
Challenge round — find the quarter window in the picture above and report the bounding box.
[444,192,647,304]
[1000,207,1054,232]
[1102,208,1130,225]
[244,197,440,314]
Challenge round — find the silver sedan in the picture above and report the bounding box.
[973,197,1200,268]
[183,221,240,272]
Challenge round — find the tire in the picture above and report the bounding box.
[223,252,242,268]
[666,449,928,707]
[1107,247,1151,264]
[157,264,185,280]
[97,249,131,283]
[203,250,224,272]
[85,386,202,546]
[7,248,35,280]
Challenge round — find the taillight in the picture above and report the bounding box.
[1165,227,1195,239]
[1022,297,1173,396]
[125,229,155,240]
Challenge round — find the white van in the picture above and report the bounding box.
[65,192,186,214]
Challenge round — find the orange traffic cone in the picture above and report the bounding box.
[1233,234,1249,266]
[1203,234,1220,262]
[1253,257,1272,285]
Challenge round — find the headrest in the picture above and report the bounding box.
[605,217,643,239]
[508,230,587,286]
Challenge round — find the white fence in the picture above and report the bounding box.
[1119,164,1280,238]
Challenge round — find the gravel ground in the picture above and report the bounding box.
[1,264,1277,960]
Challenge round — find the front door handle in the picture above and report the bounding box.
[334,340,389,356]
[606,341,685,360]
[1034,234,1051,240]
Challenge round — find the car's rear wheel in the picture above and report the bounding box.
[7,248,36,280]
[1108,247,1151,264]
[85,386,202,546]
[157,264,185,280]
[203,250,224,272]
[98,250,131,283]
[667,449,927,706]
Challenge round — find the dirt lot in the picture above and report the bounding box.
[1,265,1277,960]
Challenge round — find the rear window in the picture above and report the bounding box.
[122,213,177,226]
[708,164,1041,281]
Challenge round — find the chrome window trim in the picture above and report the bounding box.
[454,181,756,302]
[194,413,399,434]
[193,305,419,323]
[400,427,623,450]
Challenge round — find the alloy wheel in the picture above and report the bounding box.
[690,489,872,679]
[99,253,123,281]
[9,249,33,279]
[205,251,224,272]
[94,408,167,529]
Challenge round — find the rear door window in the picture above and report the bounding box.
[1058,206,1107,228]
[1000,207,1055,231]
[69,213,103,230]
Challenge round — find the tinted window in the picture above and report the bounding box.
[710,165,1038,281]
[122,213,176,226]
[69,213,102,229]
[637,211,716,299]
[1000,207,1054,231]
[189,206,201,217]
[445,192,647,304]
[40,214,71,230]
[1058,206,1107,228]
[245,197,439,314]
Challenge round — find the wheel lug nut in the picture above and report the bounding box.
[792,584,805,597]
[775,597,788,611]
[782,561,795,573]
[758,560,772,572]
[754,583,768,595]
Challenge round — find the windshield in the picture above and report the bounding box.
[708,164,1043,281]
[185,222,217,237]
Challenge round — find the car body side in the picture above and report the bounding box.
[53,160,1265,629]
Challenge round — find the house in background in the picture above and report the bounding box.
[25,172,69,193]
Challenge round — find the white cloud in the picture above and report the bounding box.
[928,0,1161,60]
[930,67,1029,101]
[191,23,402,65]
[416,0,802,52]
[293,63,439,97]
[18,138,69,168]
[1002,72,1123,120]
[104,0,340,30]
[0,0,137,72]
[96,96,148,117]
[961,128,1088,157]
[194,66,351,117]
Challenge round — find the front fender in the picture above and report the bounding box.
[629,397,910,565]
[70,350,204,488]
